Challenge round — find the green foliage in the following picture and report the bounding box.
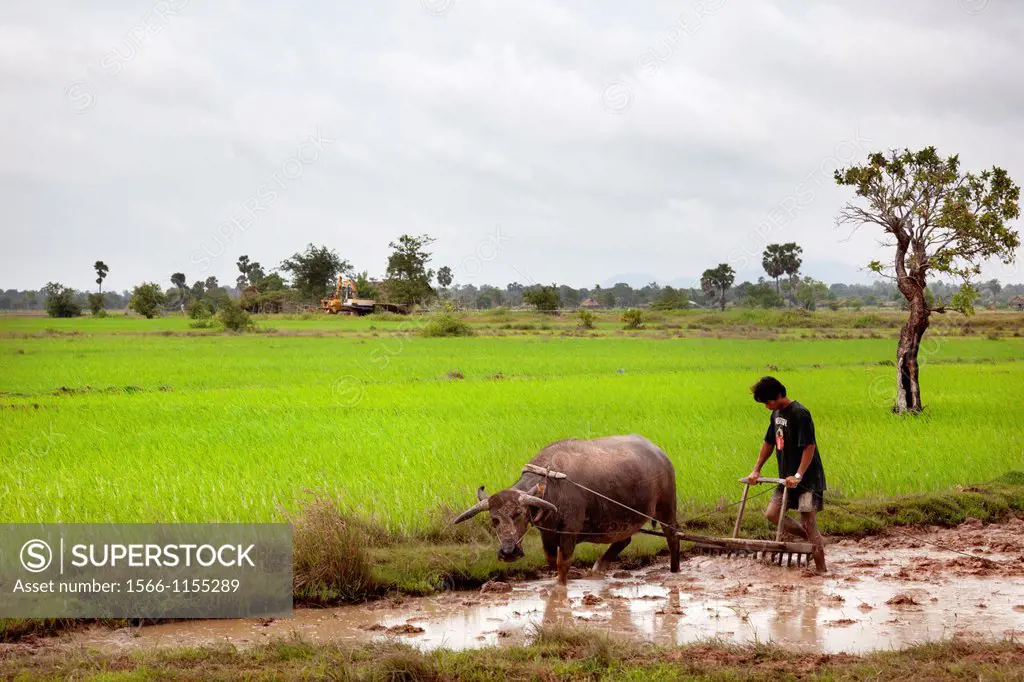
[87,292,105,316]
[621,308,644,329]
[474,292,494,309]
[188,280,205,301]
[577,309,596,330]
[218,300,254,332]
[93,261,108,294]
[128,283,167,319]
[352,271,377,299]
[202,286,230,313]
[700,263,736,311]
[558,285,580,308]
[240,289,294,314]
[735,280,784,309]
[523,285,560,312]
[436,265,453,289]
[169,273,188,311]
[420,312,474,337]
[280,244,351,302]
[836,147,1021,299]
[385,234,436,306]
[235,255,266,291]
[42,282,82,318]
[259,272,286,292]
[650,286,690,310]
[951,282,981,315]
[795,277,829,310]
[835,146,1021,412]
[761,243,802,292]
[187,299,212,320]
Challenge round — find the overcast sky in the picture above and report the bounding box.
[2,0,1023,293]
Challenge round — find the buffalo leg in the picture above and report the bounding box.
[556,536,577,585]
[593,538,631,573]
[541,532,558,571]
[656,503,680,573]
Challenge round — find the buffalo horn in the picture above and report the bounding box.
[518,491,558,514]
[453,486,489,524]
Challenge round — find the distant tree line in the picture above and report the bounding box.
[440,277,1021,313]
[3,236,1021,317]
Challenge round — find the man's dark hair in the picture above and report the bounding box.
[751,376,786,403]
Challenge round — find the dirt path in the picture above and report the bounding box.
[49,517,1024,655]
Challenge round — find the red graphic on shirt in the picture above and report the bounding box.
[774,416,787,453]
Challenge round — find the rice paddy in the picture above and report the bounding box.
[2,313,1023,531]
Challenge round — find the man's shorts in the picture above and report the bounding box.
[771,485,823,512]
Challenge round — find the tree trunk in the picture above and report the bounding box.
[895,290,930,414]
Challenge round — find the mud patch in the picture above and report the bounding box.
[55,519,1024,655]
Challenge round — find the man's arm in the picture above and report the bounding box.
[746,441,774,484]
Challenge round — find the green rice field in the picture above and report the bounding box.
[2,312,1023,531]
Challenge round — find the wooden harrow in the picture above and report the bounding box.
[639,476,815,568]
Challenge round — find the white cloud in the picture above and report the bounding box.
[1,0,1021,292]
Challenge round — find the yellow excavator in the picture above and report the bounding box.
[319,276,409,315]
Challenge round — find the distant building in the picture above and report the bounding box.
[1010,295,1024,311]
[579,298,601,309]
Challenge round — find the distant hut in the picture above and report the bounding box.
[579,298,601,309]
[1010,295,1024,312]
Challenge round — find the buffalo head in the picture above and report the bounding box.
[453,484,558,562]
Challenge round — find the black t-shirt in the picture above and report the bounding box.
[763,400,826,492]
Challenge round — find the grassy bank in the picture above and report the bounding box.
[3,627,1022,680]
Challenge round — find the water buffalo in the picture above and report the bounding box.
[452,434,680,584]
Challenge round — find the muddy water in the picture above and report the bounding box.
[65,519,1024,654]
